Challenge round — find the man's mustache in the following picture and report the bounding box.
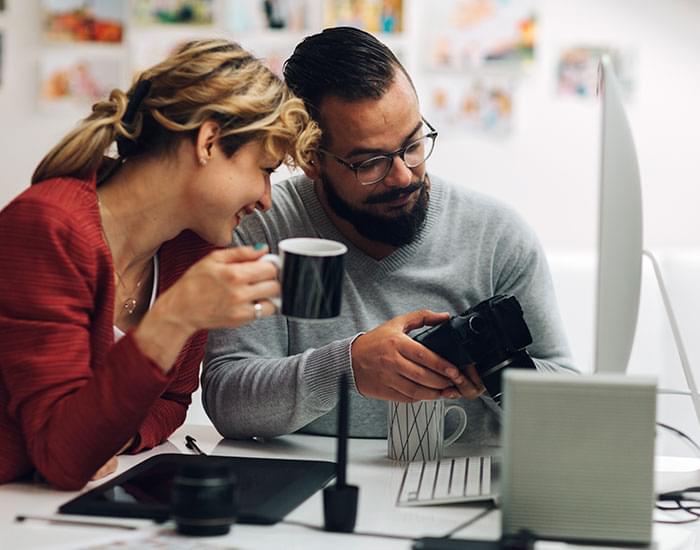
[364,181,425,205]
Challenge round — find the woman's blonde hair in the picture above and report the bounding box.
[32,39,319,184]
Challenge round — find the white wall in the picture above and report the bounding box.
[2,1,699,251]
[2,1,700,445]
[418,0,700,252]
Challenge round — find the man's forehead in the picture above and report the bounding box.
[317,74,420,152]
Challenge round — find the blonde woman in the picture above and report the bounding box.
[0,39,319,489]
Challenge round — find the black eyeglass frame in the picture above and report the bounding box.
[317,117,438,186]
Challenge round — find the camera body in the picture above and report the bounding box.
[413,294,536,403]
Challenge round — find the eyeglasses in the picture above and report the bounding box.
[317,118,438,185]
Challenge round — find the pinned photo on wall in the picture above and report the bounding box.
[422,0,536,72]
[39,51,124,109]
[324,0,403,34]
[422,74,515,136]
[241,39,296,76]
[223,0,309,33]
[129,27,226,74]
[557,46,635,99]
[41,0,126,43]
[133,0,214,26]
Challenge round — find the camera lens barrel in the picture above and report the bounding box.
[467,313,488,335]
[171,463,238,536]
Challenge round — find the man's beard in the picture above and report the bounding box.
[321,174,429,247]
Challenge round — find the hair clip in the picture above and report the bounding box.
[116,79,152,157]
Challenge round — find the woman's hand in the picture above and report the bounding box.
[134,246,279,371]
[90,456,118,481]
[163,246,280,332]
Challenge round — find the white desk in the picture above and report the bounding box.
[0,424,697,549]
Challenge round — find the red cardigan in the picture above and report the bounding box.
[0,176,212,489]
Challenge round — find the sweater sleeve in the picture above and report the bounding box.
[491,207,578,375]
[202,320,357,440]
[128,334,205,453]
[0,200,175,489]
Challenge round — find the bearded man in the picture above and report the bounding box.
[202,27,576,445]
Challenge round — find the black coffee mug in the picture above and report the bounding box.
[261,238,347,319]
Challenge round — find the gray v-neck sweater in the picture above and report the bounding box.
[203,175,576,446]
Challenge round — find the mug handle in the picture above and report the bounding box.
[259,253,282,310]
[443,405,468,447]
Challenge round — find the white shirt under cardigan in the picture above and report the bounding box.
[113,256,158,342]
[203,174,577,446]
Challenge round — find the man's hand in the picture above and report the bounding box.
[350,309,484,402]
[441,363,486,400]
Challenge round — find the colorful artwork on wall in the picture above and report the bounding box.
[324,0,403,34]
[133,0,214,26]
[223,0,309,33]
[422,0,536,72]
[39,51,123,107]
[557,45,635,98]
[129,27,226,73]
[41,0,126,43]
[422,74,515,136]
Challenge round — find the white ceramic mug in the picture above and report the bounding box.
[387,400,467,462]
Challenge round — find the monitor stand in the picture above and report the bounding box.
[655,455,700,495]
[644,250,700,493]
[643,249,700,426]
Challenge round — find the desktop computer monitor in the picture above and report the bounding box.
[593,56,700,440]
[593,55,643,374]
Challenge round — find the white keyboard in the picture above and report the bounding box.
[396,455,499,507]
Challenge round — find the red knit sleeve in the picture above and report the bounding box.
[128,333,206,452]
[0,199,174,489]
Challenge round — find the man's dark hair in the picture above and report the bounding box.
[283,27,414,122]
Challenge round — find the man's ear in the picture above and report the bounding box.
[303,152,321,181]
[195,121,220,165]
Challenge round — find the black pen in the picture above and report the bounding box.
[184,435,207,456]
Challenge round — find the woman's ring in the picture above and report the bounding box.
[253,301,263,320]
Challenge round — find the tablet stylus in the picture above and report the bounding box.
[323,373,359,533]
[337,372,348,487]
[15,514,140,530]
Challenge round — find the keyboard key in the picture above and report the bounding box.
[452,457,467,496]
[481,456,491,495]
[465,457,481,497]
[418,461,438,501]
[433,461,452,499]
[399,461,424,502]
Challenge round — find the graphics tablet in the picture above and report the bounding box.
[59,453,336,525]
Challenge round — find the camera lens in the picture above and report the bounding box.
[467,313,488,335]
[171,462,238,536]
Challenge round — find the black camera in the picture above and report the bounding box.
[413,294,536,403]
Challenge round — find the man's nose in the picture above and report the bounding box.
[381,155,413,188]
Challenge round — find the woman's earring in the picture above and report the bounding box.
[199,157,207,166]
